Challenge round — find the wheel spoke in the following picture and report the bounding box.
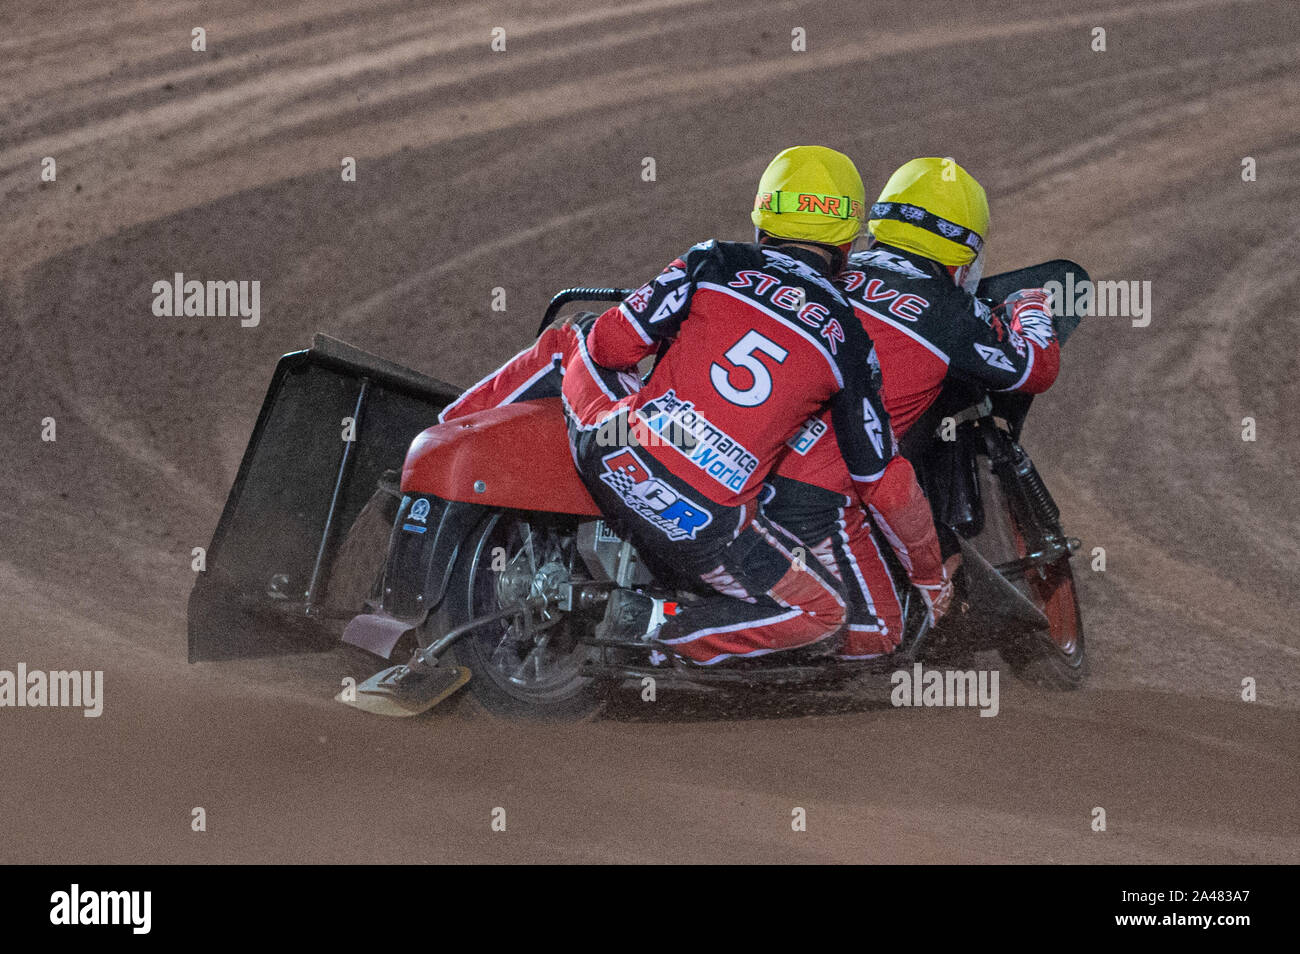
[470,521,593,696]
[488,623,522,670]
[521,521,538,573]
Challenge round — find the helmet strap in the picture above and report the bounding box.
[869,201,985,257]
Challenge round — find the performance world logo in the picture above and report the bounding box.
[598,447,712,541]
[50,884,151,934]
[637,390,758,493]
[786,415,827,455]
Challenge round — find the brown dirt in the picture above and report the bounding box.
[1,0,1297,863]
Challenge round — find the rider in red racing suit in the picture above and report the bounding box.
[766,158,1059,658]
[440,147,950,665]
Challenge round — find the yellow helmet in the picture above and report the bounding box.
[867,157,989,266]
[751,146,865,246]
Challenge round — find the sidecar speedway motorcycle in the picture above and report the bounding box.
[188,262,1089,719]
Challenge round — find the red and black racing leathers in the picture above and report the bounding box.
[841,244,1059,433]
[443,239,944,665]
[766,243,1060,657]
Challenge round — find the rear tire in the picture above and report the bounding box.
[430,513,606,721]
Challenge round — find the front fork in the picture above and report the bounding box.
[979,422,1078,575]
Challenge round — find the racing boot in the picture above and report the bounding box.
[596,589,678,643]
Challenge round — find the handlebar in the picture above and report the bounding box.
[535,288,635,337]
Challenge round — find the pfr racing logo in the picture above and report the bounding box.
[598,448,712,541]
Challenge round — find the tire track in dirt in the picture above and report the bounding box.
[1,0,1297,863]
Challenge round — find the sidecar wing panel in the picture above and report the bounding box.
[187,335,461,661]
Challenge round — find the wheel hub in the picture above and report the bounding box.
[497,550,570,608]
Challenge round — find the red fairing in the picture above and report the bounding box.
[401,399,601,516]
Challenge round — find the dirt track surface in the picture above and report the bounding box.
[1,0,1297,863]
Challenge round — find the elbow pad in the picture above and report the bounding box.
[587,308,654,370]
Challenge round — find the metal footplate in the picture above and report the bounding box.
[338,662,471,717]
[337,597,545,717]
